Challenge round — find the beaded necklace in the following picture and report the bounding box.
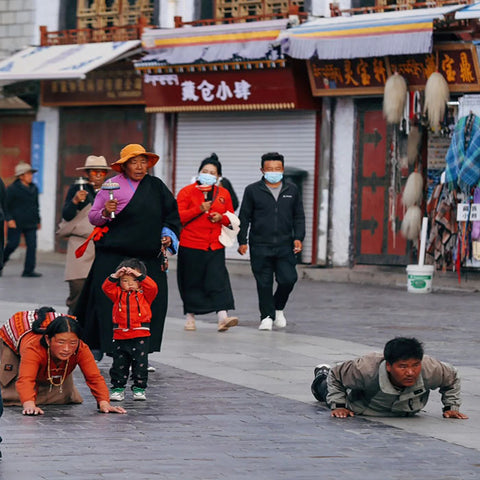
[47,347,69,394]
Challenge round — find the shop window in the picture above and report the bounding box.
[76,0,155,29]
[214,0,304,20]
[353,0,420,6]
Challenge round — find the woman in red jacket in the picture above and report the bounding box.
[177,154,238,332]
[13,314,126,415]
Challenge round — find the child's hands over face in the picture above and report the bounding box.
[124,267,141,278]
[111,267,127,279]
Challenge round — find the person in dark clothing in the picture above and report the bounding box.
[74,144,180,359]
[3,162,41,277]
[60,155,110,314]
[0,177,6,271]
[238,152,305,331]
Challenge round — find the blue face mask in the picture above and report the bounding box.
[198,173,217,186]
[264,172,283,184]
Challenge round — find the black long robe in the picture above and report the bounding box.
[74,175,180,355]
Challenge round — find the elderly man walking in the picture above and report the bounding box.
[3,162,41,277]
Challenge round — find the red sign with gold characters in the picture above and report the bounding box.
[308,43,480,96]
[141,67,320,112]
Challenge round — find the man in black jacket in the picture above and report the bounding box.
[238,152,305,331]
[3,162,41,277]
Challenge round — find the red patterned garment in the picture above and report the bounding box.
[0,310,61,353]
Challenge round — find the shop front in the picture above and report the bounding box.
[280,5,480,273]
[136,20,322,263]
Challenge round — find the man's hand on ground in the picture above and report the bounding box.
[331,408,354,418]
[443,410,468,419]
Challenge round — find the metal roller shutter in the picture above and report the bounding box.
[175,110,317,262]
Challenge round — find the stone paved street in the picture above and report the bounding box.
[0,255,479,479]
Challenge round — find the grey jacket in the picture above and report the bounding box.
[326,353,462,417]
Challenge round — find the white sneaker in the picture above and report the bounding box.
[147,365,156,372]
[258,316,273,331]
[109,388,125,401]
[132,387,147,401]
[273,310,287,328]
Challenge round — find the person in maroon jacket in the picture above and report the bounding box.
[102,258,158,402]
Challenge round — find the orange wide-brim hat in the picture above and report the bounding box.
[110,144,159,173]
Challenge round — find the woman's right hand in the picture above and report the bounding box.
[103,199,118,216]
[200,201,212,213]
[22,401,44,415]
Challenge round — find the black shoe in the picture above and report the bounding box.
[314,363,331,379]
[22,271,42,277]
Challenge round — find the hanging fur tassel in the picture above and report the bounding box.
[383,73,407,124]
[424,72,449,130]
[401,205,422,240]
[402,171,424,208]
[407,125,422,165]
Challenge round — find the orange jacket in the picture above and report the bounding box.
[16,332,110,404]
[177,183,233,251]
[102,275,158,340]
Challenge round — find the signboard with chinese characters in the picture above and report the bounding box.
[41,62,145,106]
[457,203,480,221]
[142,67,320,112]
[308,43,480,97]
[308,57,388,96]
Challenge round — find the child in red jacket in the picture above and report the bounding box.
[102,258,158,401]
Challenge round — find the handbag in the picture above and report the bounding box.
[219,211,240,247]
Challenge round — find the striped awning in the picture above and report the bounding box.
[136,19,289,66]
[456,2,480,19]
[280,6,464,60]
[0,40,141,81]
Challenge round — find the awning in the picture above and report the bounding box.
[456,2,480,19]
[280,6,464,60]
[0,40,141,81]
[136,19,289,66]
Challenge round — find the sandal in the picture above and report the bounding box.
[184,319,196,331]
[217,317,238,332]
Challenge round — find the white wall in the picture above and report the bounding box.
[159,0,195,28]
[152,113,170,185]
[330,97,354,267]
[33,0,60,45]
[36,106,59,252]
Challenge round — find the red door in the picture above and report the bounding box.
[0,116,34,182]
[56,105,149,252]
[354,100,410,265]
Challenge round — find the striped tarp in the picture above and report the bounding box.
[137,19,290,66]
[280,6,464,60]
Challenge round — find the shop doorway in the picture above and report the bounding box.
[353,99,410,265]
[56,105,148,252]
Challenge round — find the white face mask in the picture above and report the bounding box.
[264,172,283,184]
[198,173,217,186]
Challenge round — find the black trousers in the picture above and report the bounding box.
[249,244,298,321]
[311,375,328,403]
[109,337,149,390]
[4,227,37,274]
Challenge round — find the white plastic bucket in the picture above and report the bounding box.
[406,265,434,294]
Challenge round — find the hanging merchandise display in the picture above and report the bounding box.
[445,112,480,193]
[426,182,457,272]
[407,125,422,166]
[424,72,450,131]
[428,109,480,280]
[401,171,424,241]
[383,72,407,124]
